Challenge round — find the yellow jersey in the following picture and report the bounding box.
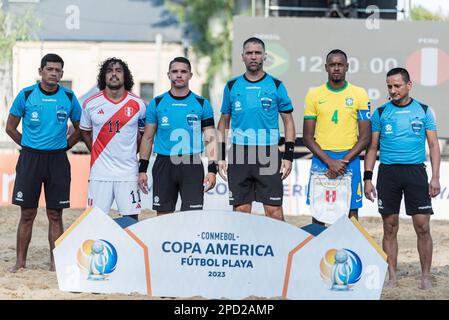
[304,82,370,151]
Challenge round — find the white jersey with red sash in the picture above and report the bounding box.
[80,91,146,181]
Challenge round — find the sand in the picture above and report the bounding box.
[0,207,448,300]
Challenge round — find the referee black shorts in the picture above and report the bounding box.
[376,163,433,216]
[12,147,71,209]
[151,153,204,212]
[227,144,283,207]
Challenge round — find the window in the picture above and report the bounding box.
[140,82,154,103]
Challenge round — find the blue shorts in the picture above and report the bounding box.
[306,150,362,210]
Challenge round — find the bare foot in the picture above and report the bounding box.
[419,275,432,290]
[9,264,25,273]
[383,279,398,288]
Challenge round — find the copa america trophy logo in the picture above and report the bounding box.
[320,248,363,291]
[76,239,118,281]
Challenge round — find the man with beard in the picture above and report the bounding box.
[80,58,147,220]
[217,37,296,221]
[303,49,372,225]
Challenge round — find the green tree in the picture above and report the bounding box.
[165,0,234,98]
[410,5,448,21]
[0,8,36,63]
[0,7,38,138]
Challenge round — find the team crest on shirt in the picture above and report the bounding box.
[124,106,134,118]
[186,114,199,128]
[260,97,272,111]
[411,119,424,134]
[55,106,67,123]
[345,97,354,107]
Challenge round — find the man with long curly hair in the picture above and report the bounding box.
[80,58,146,220]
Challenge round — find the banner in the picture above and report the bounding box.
[284,216,388,300]
[54,207,387,299]
[54,207,148,295]
[2,154,449,219]
[127,210,311,299]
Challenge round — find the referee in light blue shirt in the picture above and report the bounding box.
[217,37,296,221]
[364,67,440,290]
[5,53,81,273]
[138,57,217,214]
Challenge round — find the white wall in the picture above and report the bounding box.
[12,41,206,101]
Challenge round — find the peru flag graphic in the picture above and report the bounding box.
[406,47,449,86]
[326,190,336,203]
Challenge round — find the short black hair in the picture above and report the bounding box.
[97,57,134,91]
[326,49,348,63]
[169,57,191,71]
[387,67,410,83]
[243,37,265,51]
[41,53,64,69]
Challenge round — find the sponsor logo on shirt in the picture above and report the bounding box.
[234,101,242,111]
[97,109,104,114]
[161,116,170,126]
[31,111,39,121]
